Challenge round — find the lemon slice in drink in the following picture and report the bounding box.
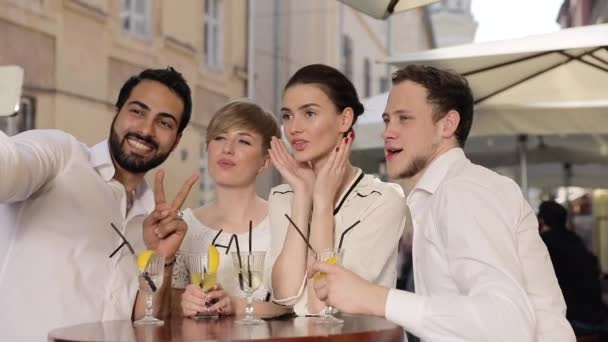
[137,250,155,271]
[325,256,338,265]
[191,271,216,291]
[313,256,338,280]
[208,245,220,273]
[191,272,203,287]
[202,273,217,291]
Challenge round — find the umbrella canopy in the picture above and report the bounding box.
[354,97,608,152]
[387,24,608,105]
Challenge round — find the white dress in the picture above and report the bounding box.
[172,208,273,301]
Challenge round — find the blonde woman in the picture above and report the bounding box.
[173,100,288,317]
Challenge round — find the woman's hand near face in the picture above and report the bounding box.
[313,133,353,207]
[269,137,315,195]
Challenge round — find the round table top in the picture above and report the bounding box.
[48,314,404,342]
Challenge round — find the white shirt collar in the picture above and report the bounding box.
[89,139,155,213]
[409,147,466,200]
[89,139,115,182]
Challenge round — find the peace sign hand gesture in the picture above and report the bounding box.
[143,170,199,260]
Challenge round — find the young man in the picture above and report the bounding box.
[311,65,575,341]
[0,67,197,340]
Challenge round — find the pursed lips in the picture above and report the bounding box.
[218,159,236,168]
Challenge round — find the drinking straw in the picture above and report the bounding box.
[248,220,253,252]
[248,220,253,286]
[110,223,135,255]
[283,214,316,253]
[211,229,223,246]
[143,271,157,292]
[234,233,244,289]
[109,223,155,291]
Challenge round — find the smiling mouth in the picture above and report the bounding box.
[126,137,156,154]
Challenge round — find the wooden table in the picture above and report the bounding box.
[48,314,404,341]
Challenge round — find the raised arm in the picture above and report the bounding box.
[307,137,359,312]
[268,137,315,302]
[0,129,73,203]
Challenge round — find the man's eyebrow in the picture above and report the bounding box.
[126,100,150,111]
[384,109,412,116]
[157,112,178,125]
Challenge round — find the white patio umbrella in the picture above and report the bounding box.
[387,24,608,106]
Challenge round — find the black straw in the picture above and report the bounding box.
[284,214,316,253]
[211,229,223,246]
[143,271,157,292]
[234,234,244,289]
[338,220,361,249]
[109,223,135,257]
[110,223,157,292]
[248,220,252,252]
[248,220,253,286]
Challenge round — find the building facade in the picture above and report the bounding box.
[558,0,608,27]
[0,0,248,208]
[427,0,477,47]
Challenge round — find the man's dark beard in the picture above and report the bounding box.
[109,128,171,173]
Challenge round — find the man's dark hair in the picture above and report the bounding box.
[538,200,568,230]
[115,66,192,133]
[392,64,474,147]
[285,64,364,132]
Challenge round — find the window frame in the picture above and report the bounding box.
[120,0,151,39]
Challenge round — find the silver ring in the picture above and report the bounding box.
[177,210,184,219]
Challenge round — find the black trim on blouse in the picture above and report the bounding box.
[333,171,365,215]
[356,190,382,198]
[272,190,294,195]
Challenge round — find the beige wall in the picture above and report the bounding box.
[0,0,248,208]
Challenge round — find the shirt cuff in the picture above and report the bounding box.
[385,289,426,334]
[271,272,307,307]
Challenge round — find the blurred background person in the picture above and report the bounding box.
[539,200,608,338]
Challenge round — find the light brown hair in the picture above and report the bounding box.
[206,100,281,153]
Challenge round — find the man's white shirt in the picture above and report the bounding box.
[384,148,575,342]
[0,129,154,340]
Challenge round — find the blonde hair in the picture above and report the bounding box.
[206,100,281,153]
